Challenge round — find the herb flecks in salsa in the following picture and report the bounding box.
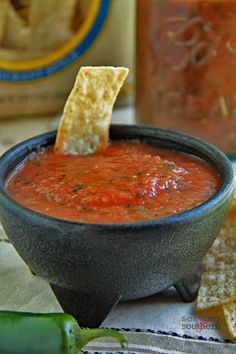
[6,141,220,223]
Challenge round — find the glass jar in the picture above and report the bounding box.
[136,0,236,155]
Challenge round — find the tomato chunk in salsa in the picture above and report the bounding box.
[6,141,220,223]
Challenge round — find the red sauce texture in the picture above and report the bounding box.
[6,141,220,223]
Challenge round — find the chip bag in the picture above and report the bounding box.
[0,0,135,118]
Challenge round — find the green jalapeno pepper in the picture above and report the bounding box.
[0,311,126,354]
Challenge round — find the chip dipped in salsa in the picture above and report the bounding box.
[5,141,220,224]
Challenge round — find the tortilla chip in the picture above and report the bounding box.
[196,200,236,311]
[1,0,78,51]
[29,0,59,27]
[197,270,236,310]
[11,0,30,10]
[29,0,77,50]
[2,0,30,49]
[223,302,236,341]
[16,7,29,22]
[55,66,129,155]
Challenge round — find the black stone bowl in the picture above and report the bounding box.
[0,125,234,327]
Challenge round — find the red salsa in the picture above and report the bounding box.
[6,141,220,223]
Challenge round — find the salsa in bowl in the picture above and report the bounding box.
[0,125,234,327]
[5,138,220,224]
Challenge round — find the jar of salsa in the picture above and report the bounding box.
[136,0,236,155]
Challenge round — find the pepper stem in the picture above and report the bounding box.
[78,328,126,351]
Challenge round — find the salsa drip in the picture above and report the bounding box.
[6,141,220,223]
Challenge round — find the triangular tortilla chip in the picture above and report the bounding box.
[223,302,236,341]
[28,0,76,49]
[196,201,236,311]
[2,0,30,49]
[55,66,129,155]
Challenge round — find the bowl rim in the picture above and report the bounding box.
[0,124,235,230]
